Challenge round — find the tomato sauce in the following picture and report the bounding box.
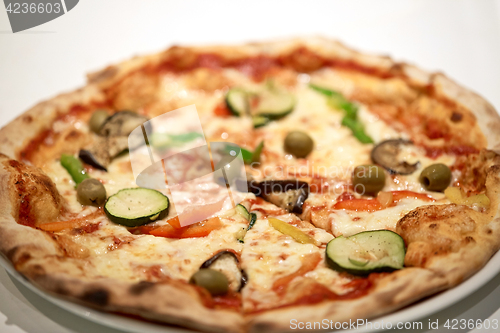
[423,144,479,159]
[19,102,108,163]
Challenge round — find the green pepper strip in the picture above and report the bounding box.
[341,117,374,144]
[60,154,90,185]
[310,84,373,144]
[233,141,264,165]
[251,141,264,164]
[240,148,253,164]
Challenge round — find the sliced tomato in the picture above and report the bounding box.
[213,104,232,117]
[39,220,84,232]
[333,199,382,212]
[166,216,182,229]
[149,217,223,238]
[38,209,103,232]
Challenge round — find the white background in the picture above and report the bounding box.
[0,1,500,332]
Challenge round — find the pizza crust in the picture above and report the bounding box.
[0,37,500,332]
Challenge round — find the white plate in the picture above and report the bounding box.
[1,248,500,333]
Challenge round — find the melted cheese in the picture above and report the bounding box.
[330,199,445,237]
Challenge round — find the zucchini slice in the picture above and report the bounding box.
[250,90,295,120]
[235,204,257,243]
[225,86,295,125]
[247,213,257,231]
[235,204,250,220]
[326,230,405,275]
[226,89,248,116]
[104,188,169,227]
[252,116,270,128]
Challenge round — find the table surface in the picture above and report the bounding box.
[1,1,500,332]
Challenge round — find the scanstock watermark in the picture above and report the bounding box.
[128,105,248,227]
[3,0,79,32]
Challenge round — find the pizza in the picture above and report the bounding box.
[0,37,500,333]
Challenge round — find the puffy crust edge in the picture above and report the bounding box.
[25,272,245,333]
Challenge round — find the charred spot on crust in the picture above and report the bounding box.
[6,246,20,262]
[429,223,438,229]
[55,285,70,296]
[29,264,46,276]
[450,112,463,122]
[464,236,475,244]
[129,281,155,295]
[82,289,109,306]
[6,247,32,267]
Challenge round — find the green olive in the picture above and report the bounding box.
[352,165,386,195]
[77,178,107,206]
[284,131,314,158]
[419,163,451,192]
[189,269,229,296]
[89,110,110,134]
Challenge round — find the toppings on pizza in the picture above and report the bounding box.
[60,153,90,185]
[235,204,257,243]
[325,230,405,275]
[371,139,419,175]
[248,179,309,214]
[190,268,230,296]
[268,217,317,245]
[76,178,107,206]
[78,136,128,171]
[79,110,149,170]
[352,164,386,195]
[146,216,223,238]
[310,83,373,143]
[419,163,452,192]
[232,141,264,165]
[225,83,296,127]
[200,250,247,292]
[88,109,110,134]
[104,188,170,227]
[283,130,314,158]
[444,187,490,209]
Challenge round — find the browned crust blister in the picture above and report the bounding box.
[0,37,500,333]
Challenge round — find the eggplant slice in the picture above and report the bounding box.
[99,111,149,137]
[201,250,247,292]
[79,136,129,171]
[248,180,309,214]
[80,111,149,171]
[371,139,419,175]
